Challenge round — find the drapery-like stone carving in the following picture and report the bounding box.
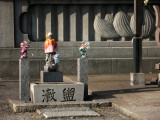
[94,6,156,40]
[130,8,155,38]
[153,5,160,47]
[105,14,114,23]
[19,4,157,43]
[94,16,120,39]
[113,11,133,37]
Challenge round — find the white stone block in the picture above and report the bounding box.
[130,73,145,86]
[30,82,84,103]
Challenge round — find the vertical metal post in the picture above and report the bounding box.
[133,0,143,73]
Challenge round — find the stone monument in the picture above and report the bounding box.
[30,32,84,103]
[40,32,63,83]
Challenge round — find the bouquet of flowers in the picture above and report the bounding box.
[79,41,90,58]
[20,41,30,59]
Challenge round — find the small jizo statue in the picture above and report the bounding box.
[44,32,59,72]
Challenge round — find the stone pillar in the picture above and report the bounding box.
[77,58,88,100]
[19,59,30,101]
[94,5,102,41]
[57,5,64,42]
[82,5,89,41]
[70,5,76,42]
[45,5,52,35]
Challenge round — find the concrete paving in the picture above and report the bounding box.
[0,79,131,120]
[65,74,160,120]
[1,73,160,120]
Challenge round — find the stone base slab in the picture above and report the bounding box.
[30,82,84,103]
[155,63,160,70]
[130,73,145,86]
[40,71,63,83]
[37,107,100,119]
[8,99,112,113]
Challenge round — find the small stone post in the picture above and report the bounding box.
[77,58,88,100]
[19,58,30,101]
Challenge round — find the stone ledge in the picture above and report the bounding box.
[8,99,112,113]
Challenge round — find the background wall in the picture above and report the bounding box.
[0,0,160,79]
[0,0,14,47]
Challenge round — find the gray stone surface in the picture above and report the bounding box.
[1,58,160,80]
[112,58,133,73]
[0,1,14,47]
[8,98,111,112]
[37,107,100,119]
[77,58,88,99]
[0,40,159,80]
[19,59,30,101]
[40,71,63,83]
[0,47,156,59]
[130,73,145,86]
[44,111,99,118]
[30,82,84,103]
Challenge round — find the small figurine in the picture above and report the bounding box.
[79,41,90,58]
[20,41,30,59]
[44,32,59,72]
[144,0,149,6]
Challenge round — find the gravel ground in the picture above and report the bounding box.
[0,81,134,120]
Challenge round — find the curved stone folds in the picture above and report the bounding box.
[130,8,155,38]
[94,16,120,39]
[113,11,133,37]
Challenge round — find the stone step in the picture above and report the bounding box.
[0,58,160,80]
[9,99,111,113]
[30,41,157,48]
[0,46,160,59]
[36,107,100,119]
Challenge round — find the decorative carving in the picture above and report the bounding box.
[105,14,114,23]
[153,5,160,47]
[113,11,133,37]
[130,8,155,38]
[94,16,120,39]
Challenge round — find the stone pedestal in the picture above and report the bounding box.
[40,71,63,83]
[30,82,84,103]
[130,73,145,86]
[155,63,160,70]
[19,59,30,101]
[158,73,160,87]
[77,58,88,99]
